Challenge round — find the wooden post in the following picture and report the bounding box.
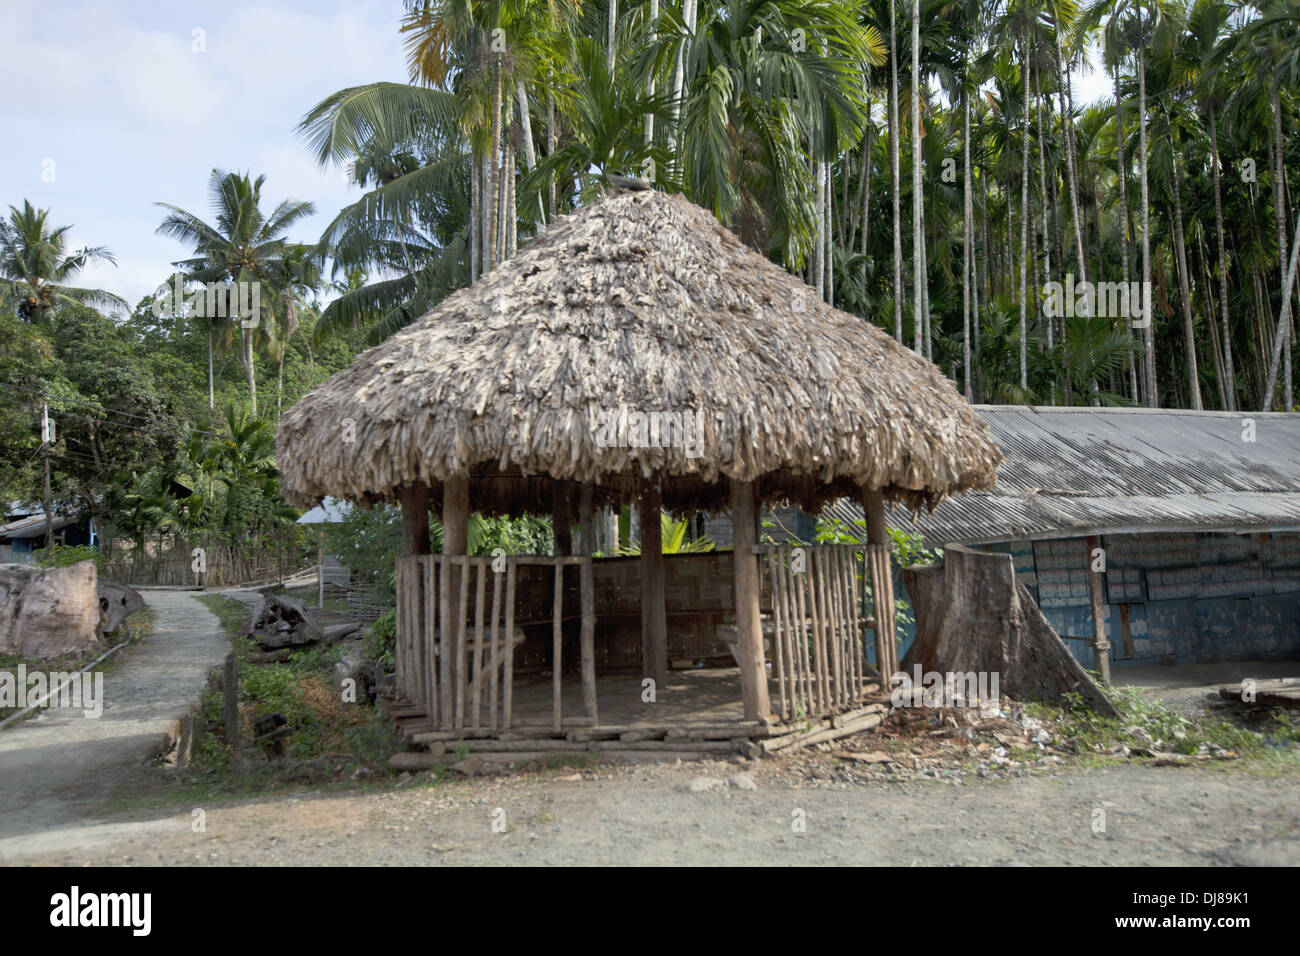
[639,476,668,689]
[578,482,599,723]
[1085,534,1111,685]
[552,480,573,556]
[730,479,771,721]
[441,475,469,727]
[223,652,239,746]
[860,486,896,678]
[398,482,431,713]
[317,527,325,609]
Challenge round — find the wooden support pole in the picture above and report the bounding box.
[503,559,516,729]
[1085,534,1111,686]
[441,475,469,727]
[578,482,599,724]
[730,479,771,721]
[552,480,573,556]
[639,476,668,689]
[551,548,563,733]
[471,557,487,728]
[861,486,896,678]
[398,482,431,711]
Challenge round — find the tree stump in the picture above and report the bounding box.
[902,546,1119,717]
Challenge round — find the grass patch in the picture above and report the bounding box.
[164,591,409,802]
[1022,684,1300,773]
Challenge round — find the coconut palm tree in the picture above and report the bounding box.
[155,171,316,416]
[0,200,127,324]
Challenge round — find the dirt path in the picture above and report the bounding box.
[0,589,229,861]
[6,757,1299,866]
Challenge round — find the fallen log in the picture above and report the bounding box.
[240,594,324,651]
[902,546,1119,717]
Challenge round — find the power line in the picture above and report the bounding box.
[0,382,227,439]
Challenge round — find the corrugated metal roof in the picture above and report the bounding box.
[0,512,81,540]
[829,406,1300,545]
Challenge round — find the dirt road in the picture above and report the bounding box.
[0,590,228,861]
[7,757,1298,866]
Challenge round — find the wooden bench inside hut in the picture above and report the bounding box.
[276,187,1001,759]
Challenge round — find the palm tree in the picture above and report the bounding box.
[0,200,126,324]
[155,170,316,415]
[646,0,882,261]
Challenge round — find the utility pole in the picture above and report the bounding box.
[41,404,55,553]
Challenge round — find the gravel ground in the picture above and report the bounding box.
[8,755,1299,866]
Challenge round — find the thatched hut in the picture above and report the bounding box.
[278,187,1000,757]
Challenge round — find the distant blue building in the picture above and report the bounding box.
[0,502,99,564]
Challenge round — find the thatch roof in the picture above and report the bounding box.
[277,189,1001,516]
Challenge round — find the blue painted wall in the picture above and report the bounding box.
[1028,531,1300,667]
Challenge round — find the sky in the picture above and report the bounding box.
[2,0,408,313]
[2,1,1115,315]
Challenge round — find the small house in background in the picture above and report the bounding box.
[296,496,353,608]
[0,502,100,565]
[826,406,1300,668]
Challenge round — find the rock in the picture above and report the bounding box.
[450,756,484,776]
[726,773,758,791]
[678,776,726,793]
[0,560,103,659]
[1125,725,1154,746]
[97,580,144,637]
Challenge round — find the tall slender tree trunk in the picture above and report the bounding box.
[644,0,659,179]
[963,82,973,401]
[471,148,481,280]
[1272,89,1293,410]
[889,0,903,342]
[815,157,826,297]
[1137,30,1157,405]
[1171,155,1202,408]
[825,161,834,305]
[608,0,618,72]
[1206,102,1237,408]
[1019,38,1032,391]
[911,0,924,355]
[244,329,257,416]
[487,63,503,273]
[1055,30,1087,287]
[207,328,215,410]
[1115,62,1140,403]
[1262,207,1300,410]
[516,81,546,227]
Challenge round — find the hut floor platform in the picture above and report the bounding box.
[391,668,889,762]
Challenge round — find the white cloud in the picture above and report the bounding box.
[1,0,404,310]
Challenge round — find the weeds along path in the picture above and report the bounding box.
[0,589,229,859]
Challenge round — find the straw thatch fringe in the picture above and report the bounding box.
[278,189,1001,514]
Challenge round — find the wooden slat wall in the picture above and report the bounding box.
[392,554,594,733]
[762,545,888,721]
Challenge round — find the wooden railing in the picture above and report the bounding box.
[393,554,595,733]
[759,543,897,722]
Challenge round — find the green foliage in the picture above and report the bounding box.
[1027,685,1300,763]
[366,610,397,667]
[615,514,716,555]
[32,544,105,573]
